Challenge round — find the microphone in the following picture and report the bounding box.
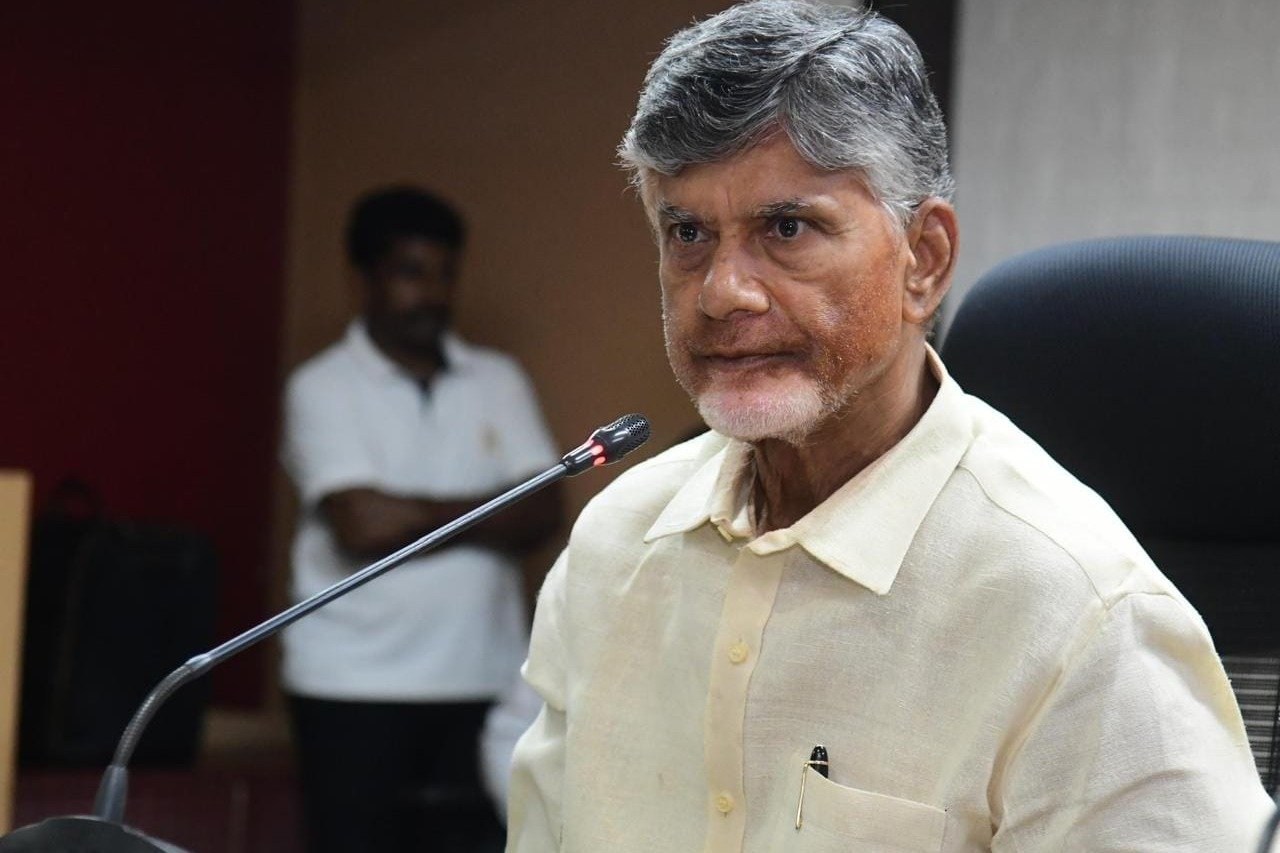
[0,414,651,852]
[560,412,651,474]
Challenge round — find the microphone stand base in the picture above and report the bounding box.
[0,815,189,852]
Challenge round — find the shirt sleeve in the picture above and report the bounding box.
[481,675,546,821]
[506,549,570,852]
[992,592,1274,851]
[492,359,559,481]
[281,369,380,507]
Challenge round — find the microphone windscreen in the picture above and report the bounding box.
[593,413,651,462]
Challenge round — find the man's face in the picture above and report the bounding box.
[647,134,914,444]
[362,236,456,357]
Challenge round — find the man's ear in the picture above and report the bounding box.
[902,198,958,325]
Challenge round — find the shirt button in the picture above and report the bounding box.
[727,642,749,664]
[714,792,735,814]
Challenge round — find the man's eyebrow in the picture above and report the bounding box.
[655,202,697,223]
[754,199,812,218]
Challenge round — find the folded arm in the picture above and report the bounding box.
[320,482,563,561]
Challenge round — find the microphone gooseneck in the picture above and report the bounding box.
[88,414,651,827]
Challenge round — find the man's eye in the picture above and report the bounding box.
[674,222,701,244]
[772,217,805,239]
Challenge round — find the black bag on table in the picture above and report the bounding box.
[18,479,217,767]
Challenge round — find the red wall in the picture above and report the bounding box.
[0,2,294,705]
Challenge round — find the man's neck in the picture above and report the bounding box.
[367,326,447,384]
[750,343,937,533]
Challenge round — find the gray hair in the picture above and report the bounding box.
[619,0,954,227]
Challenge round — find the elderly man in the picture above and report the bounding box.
[507,2,1273,851]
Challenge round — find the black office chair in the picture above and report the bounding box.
[941,235,1280,792]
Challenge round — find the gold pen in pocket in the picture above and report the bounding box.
[794,744,829,830]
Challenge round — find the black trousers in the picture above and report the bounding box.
[288,695,505,853]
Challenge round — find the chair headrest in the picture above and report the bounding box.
[942,235,1280,541]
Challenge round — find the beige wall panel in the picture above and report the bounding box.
[0,471,32,832]
[945,0,1280,331]
[286,0,731,521]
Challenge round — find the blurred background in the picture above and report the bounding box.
[2,0,1277,848]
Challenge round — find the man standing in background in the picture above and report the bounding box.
[282,186,561,852]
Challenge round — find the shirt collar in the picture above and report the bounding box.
[644,347,974,595]
[344,319,473,383]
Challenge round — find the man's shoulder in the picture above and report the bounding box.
[287,337,361,394]
[450,337,526,379]
[950,394,1171,604]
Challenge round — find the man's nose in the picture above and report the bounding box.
[404,273,450,305]
[698,244,770,320]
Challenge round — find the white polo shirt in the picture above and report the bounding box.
[281,320,558,702]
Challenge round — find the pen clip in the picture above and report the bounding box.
[795,748,830,830]
[795,762,809,830]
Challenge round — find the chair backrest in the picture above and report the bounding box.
[941,235,1280,791]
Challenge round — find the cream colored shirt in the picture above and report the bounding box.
[507,353,1272,852]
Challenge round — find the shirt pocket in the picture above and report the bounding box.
[790,770,946,853]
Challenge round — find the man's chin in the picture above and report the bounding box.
[694,387,829,445]
[395,328,448,358]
